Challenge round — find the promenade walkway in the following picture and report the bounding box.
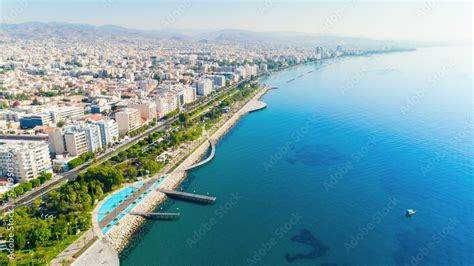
[98,179,156,229]
[50,229,96,266]
[71,238,119,266]
[244,100,267,113]
[182,139,216,171]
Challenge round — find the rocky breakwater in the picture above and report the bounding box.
[107,85,271,252]
[105,187,167,251]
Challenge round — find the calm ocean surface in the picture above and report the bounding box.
[121,46,473,266]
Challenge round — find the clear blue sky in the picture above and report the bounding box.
[0,0,471,43]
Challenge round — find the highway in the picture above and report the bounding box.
[0,119,171,214]
[0,79,250,215]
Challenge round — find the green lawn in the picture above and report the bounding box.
[12,232,83,265]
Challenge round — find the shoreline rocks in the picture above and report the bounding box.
[106,86,271,253]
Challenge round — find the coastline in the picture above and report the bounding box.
[105,85,273,253]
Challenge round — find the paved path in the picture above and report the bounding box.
[0,121,167,215]
[182,139,215,171]
[244,100,267,112]
[53,81,267,265]
[72,238,119,266]
[98,179,156,229]
[50,229,96,266]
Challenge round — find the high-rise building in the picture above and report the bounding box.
[316,46,324,60]
[81,123,103,153]
[128,101,157,121]
[176,85,196,105]
[64,129,88,156]
[94,119,119,147]
[245,65,258,78]
[48,119,118,156]
[155,93,178,118]
[115,108,141,136]
[336,45,344,57]
[48,128,67,155]
[196,79,214,96]
[0,140,52,182]
[209,75,226,88]
[235,66,247,80]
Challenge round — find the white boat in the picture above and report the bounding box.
[406,209,416,217]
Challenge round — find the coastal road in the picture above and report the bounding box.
[0,78,252,215]
[0,119,170,214]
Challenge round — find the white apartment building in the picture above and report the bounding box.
[49,106,84,123]
[81,123,102,153]
[235,66,247,80]
[196,79,214,96]
[64,129,88,156]
[94,119,119,147]
[49,119,118,156]
[128,101,157,121]
[175,85,196,106]
[115,108,141,136]
[245,65,258,78]
[48,128,67,155]
[0,140,52,182]
[209,75,226,88]
[0,110,23,122]
[155,93,178,118]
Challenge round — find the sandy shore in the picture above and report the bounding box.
[105,85,272,252]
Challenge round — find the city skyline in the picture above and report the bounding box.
[0,1,472,265]
[1,0,472,44]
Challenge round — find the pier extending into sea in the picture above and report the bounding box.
[156,188,217,204]
[129,211,180,220]
[68,85,272,263]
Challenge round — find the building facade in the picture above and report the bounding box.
[0,140,52,182]
[128,101,157,121]
[115,108,141,136]
[64,129,88,156]
[196,79,214,96]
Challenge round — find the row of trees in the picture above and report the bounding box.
[67,152,95,169]
[0,165,124,263]
[0,172,53,202]
[0,81,261,264]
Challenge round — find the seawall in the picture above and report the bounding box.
[105,85,272,252]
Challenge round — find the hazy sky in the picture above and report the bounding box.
[0,0,472,43]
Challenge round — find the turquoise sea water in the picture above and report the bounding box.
[121,47,473,266]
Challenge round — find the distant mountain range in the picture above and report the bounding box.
[0,22,190,41]
[0,22,414,49]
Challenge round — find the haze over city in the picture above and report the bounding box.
[1,0,472,43]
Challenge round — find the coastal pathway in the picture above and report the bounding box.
[98,179,157,229]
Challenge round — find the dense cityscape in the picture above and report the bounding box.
[0,1,471,265]
[0,25,377,264]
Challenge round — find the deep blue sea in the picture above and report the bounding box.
[121,46,473,266]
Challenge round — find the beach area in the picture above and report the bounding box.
[101,85,272,253]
